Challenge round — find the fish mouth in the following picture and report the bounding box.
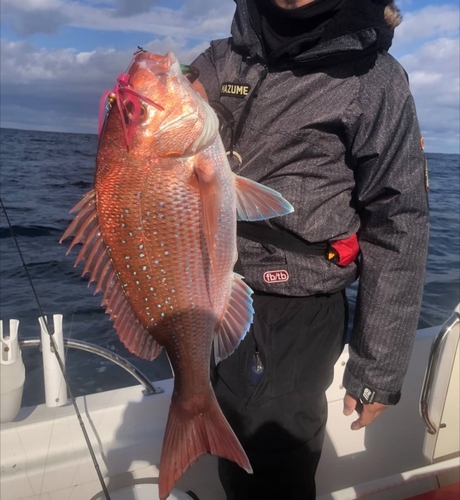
[129,52,200,85]
[129,51,180,81]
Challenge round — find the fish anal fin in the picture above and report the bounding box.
[159,388,252,500]
[235,174,294,221]
[214,273,254,364]
[61,190,162,361]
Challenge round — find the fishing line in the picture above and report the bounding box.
[0,197,111,500]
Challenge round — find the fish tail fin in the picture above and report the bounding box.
[159,389,252,500]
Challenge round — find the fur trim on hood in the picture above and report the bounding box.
[384,1,402,30]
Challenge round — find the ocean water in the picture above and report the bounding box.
[0,127,459,406]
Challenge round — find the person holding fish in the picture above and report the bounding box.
[190,0,429,498]
[63,0,428,498]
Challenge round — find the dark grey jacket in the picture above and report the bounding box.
[193,0,429,405]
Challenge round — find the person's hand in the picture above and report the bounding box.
[343,392,388,430]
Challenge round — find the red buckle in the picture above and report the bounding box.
[328,234,359,267]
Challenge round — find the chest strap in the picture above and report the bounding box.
[237,221,327,256]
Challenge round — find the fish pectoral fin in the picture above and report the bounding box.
[214,273,254,364]
[60,189,162,361]
[194,162,222,275]
[234,174,294,221]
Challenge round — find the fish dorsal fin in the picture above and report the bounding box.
[213,273,254,364]
[60,189,163,361]
[194,161,222,275]
[234,174,294,221]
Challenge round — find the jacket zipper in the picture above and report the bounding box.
[230,65,268,156]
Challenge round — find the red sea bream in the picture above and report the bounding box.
[61,51,293,499]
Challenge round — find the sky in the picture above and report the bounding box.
[0,0,459,154]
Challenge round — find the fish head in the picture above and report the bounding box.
[111,51,218,156]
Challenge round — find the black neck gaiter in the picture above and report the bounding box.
[254,0,345,61]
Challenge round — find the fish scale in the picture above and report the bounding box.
[99,158,219,392]
[62,50,293,500]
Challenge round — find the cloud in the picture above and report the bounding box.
[392,4,460,55]
[387,4,460,153]
[0,103,98,134]
[1,39,120,88]
[400,37,460,153]
[1,0,71,36]
[0,37,207,86]
[1,0,235,41]
[113,0,157,17]
[0,37,210,134]
[184,0,230,17]
[0,1,458,153]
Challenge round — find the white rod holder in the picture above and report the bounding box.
[39,315,68,407]
[1,319,20,363]
[1,319,26,423]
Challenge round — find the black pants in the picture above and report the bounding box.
[212,291,347,500]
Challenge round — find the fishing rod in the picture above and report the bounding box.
[0,197,111,500]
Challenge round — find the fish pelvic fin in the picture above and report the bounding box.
[235,174,294,221]
[214,273,254,364]
[60,189,162,361]
[159,388,252,500]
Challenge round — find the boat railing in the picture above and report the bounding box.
[19,337,163,397]
[419,307,460,435]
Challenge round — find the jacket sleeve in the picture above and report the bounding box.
[342,59,430,405]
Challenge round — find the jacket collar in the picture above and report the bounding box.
[231,0,402,66]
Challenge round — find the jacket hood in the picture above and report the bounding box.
[231,0,402,65]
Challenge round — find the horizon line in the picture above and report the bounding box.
[0,126,458,156]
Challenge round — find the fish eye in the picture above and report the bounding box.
[122,100,147,124]
[121,101,131,125]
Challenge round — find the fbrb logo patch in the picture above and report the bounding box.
[263,270,290,284]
